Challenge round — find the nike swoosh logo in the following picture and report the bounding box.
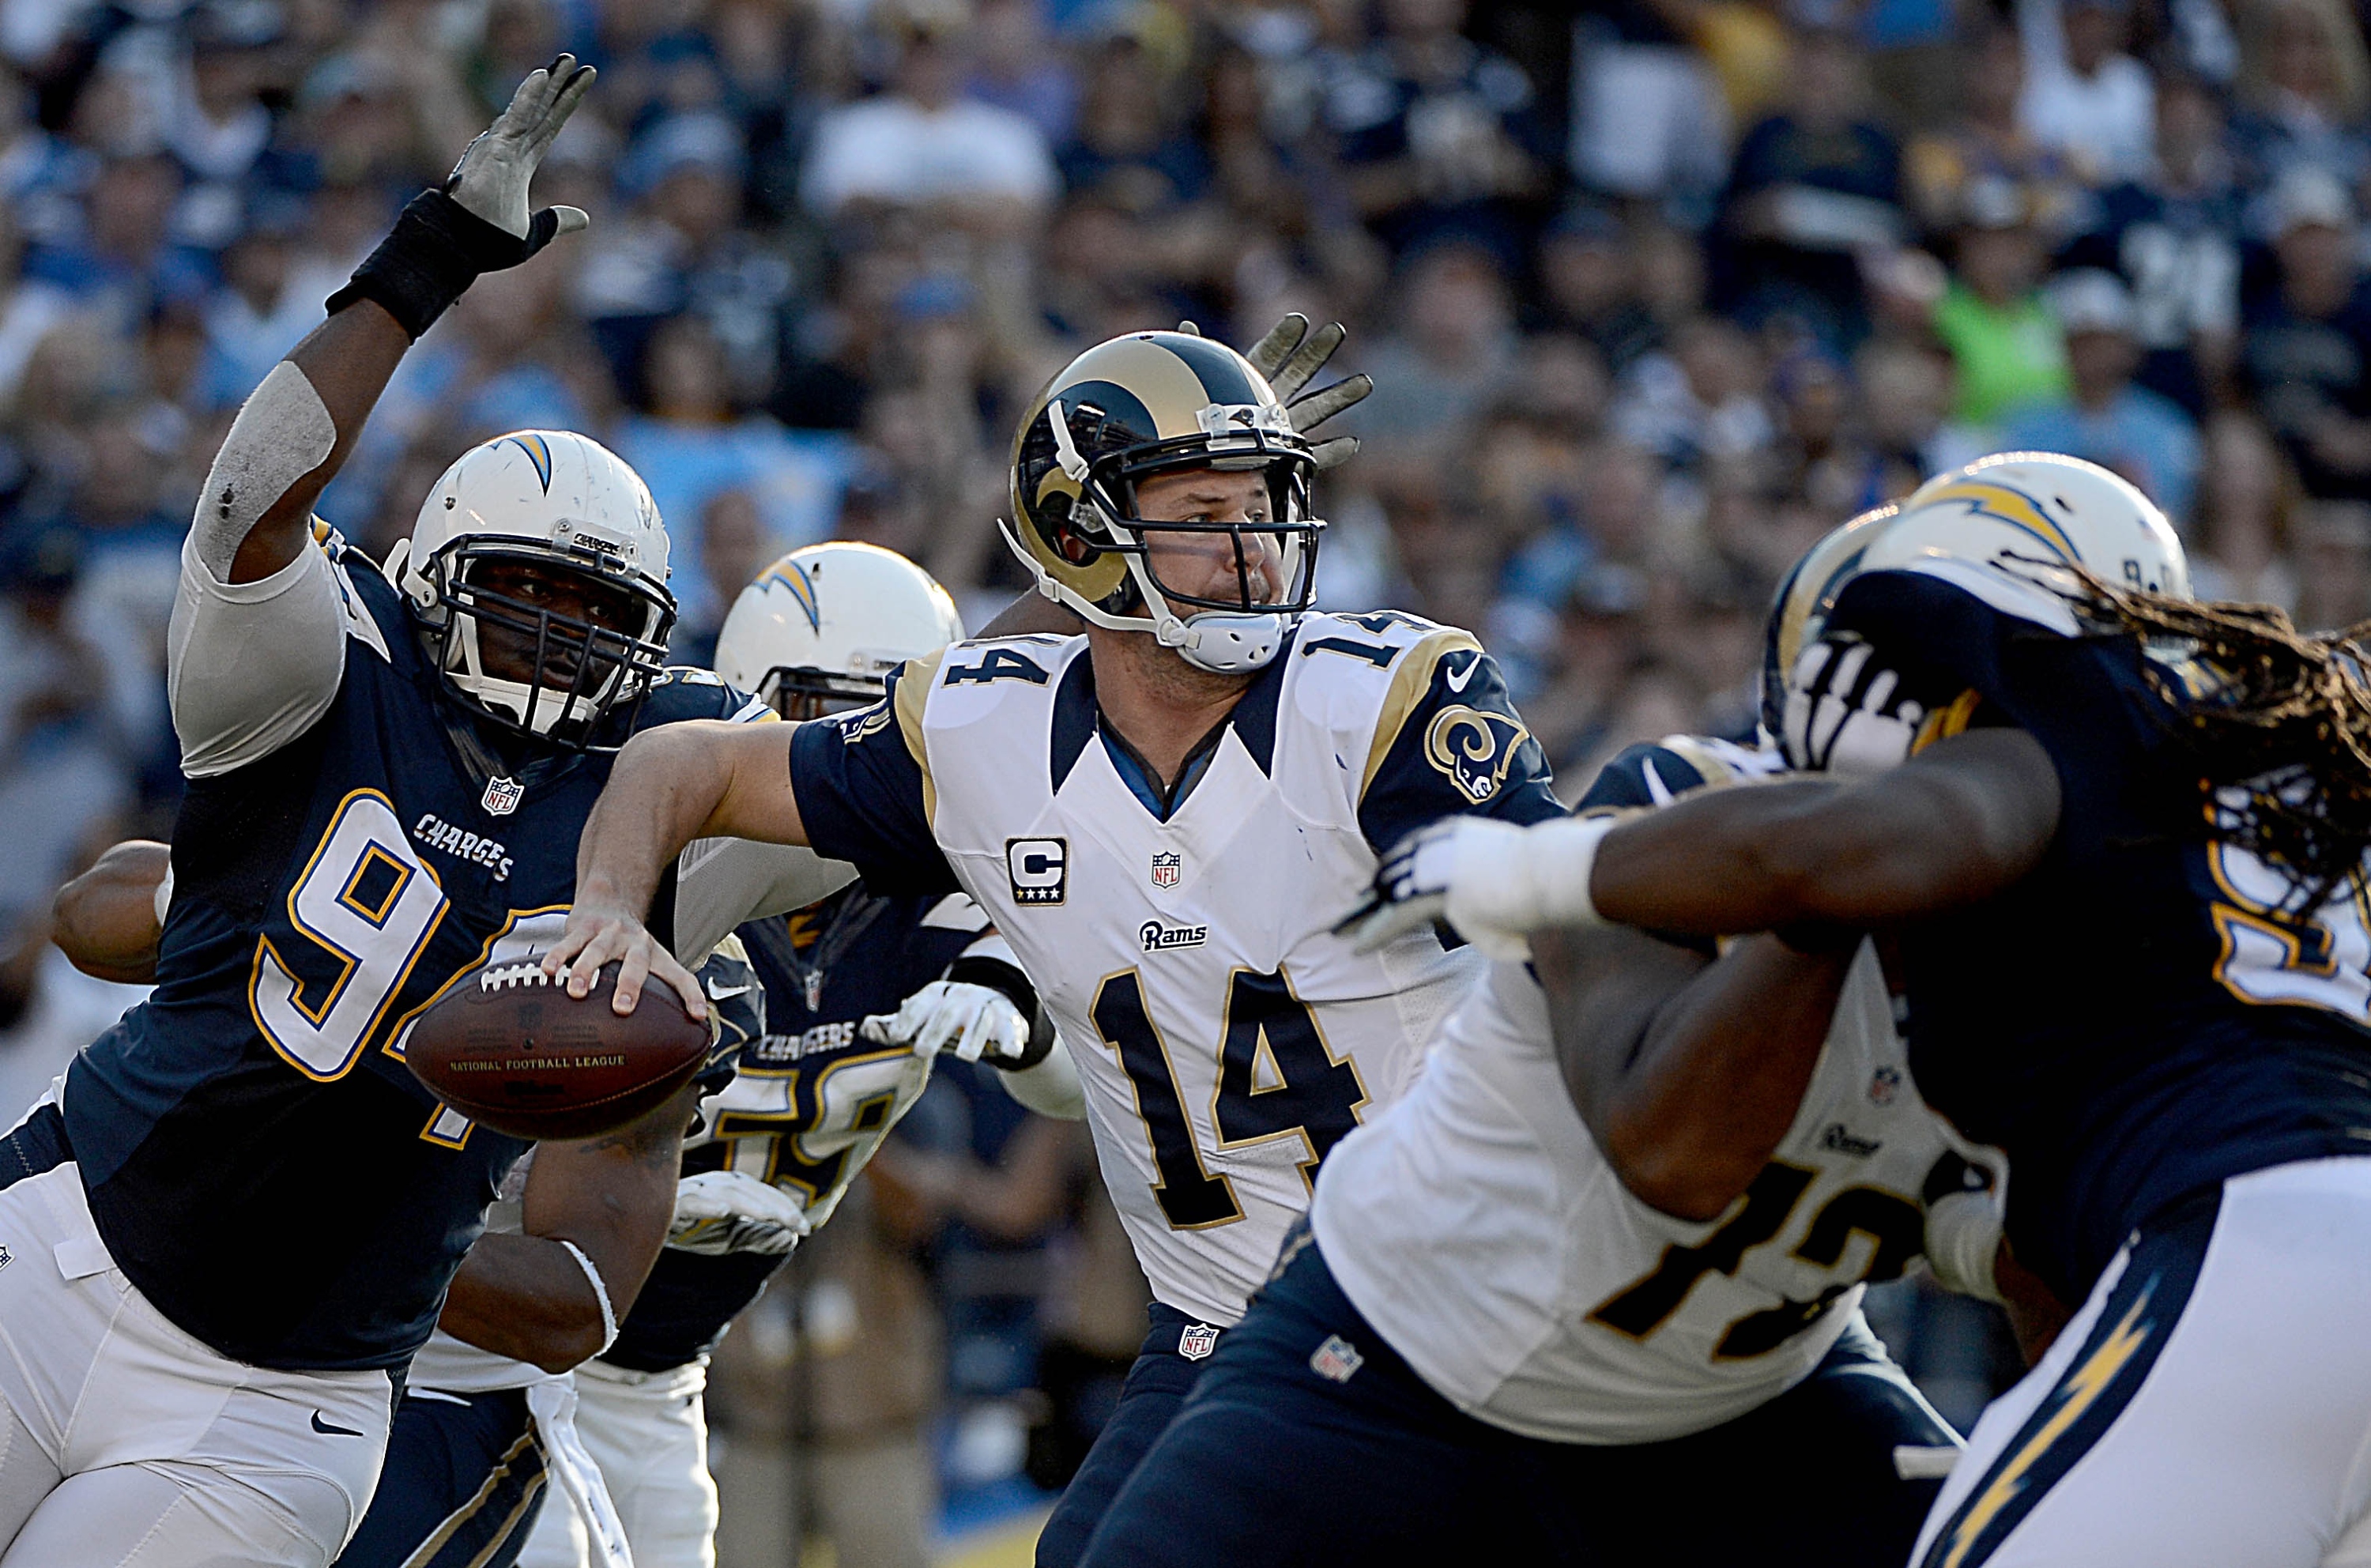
[1444,656,1478,693]
[311,1412,364,1437]
[706,980,754,1001]
[1642,759,1674,805]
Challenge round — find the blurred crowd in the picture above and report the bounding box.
[4,0,2366,1554]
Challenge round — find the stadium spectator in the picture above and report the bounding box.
[1714,27,1904,348]
[1998,268,2200,523]
[2189,411,2302,605]
[614,312,850,626]
[1324,0,1545,258]
[2015,0,2154,185]
[2058,71,2242,414]
[1932,173,2069,425]
[2229,0,2371,196]
[2241,168,2371,499]
[1903,25,2083,240]
[800,1,1059,231]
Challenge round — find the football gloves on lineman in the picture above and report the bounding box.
[1780,639,1933,776]
[1337,815,1619,959]
[861,979,1032,1065]
[327,57,594,338]
[667,1170,810,1257]
[446,56,594,243]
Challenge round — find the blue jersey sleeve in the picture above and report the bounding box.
[786,657,960,896]
[630,665,774,729]
[692,940,764,1096]
[1574,743,1713,812]
[1357,643,1562,855]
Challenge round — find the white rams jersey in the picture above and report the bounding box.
[1312,737,2003,1442]
[786,612,1562,1323]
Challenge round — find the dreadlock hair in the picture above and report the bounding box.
[2059,561,2371,914]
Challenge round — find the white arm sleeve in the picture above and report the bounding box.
[168,359,348,778]
[669,838,860,964]
[996,1034,1087,1121]
[168,532,351,778]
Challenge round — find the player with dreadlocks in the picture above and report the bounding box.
[1346,453,2371,1568]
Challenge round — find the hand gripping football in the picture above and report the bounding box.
[407,959,711,1140]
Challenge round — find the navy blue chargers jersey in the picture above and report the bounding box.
[63,531,768,1370]
[1826,559,2371,1301]
[599,887,991,1374]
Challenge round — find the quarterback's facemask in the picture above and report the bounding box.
[1004,331,1325,675]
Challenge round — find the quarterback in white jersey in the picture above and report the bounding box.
[1075,736,2002,1568]
[545,327,1562,1566]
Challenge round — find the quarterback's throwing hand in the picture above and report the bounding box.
[1336,816,1539,960]
[861,980,1030,1064]
[667,1170,809,1257]
[542,898,707,1021]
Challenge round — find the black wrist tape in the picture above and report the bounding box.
[325,187,524,339]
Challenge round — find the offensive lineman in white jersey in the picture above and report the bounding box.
[1073,530,2027,1566]
[541,327,1568,1565]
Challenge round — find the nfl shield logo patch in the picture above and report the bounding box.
[481,775,524,816]
[1309,1334,1363,1383]
[1150,852,1182,889]
[1178,1323,1219,1361]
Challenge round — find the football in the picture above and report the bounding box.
[405,959,711,1141]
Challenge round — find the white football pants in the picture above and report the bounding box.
[516,1357,715,1568]
[0,1163,394,1567]
[1912,1156,2371,1568]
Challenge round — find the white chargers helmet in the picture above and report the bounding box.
[391,430,677,748]
[714,541,964,718]
[1865,451,2191,600]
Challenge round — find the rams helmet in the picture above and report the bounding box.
[392,429,676,749]
[714,541,965,719]
[1001,331,1322,674]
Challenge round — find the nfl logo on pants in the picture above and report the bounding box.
[1179,1323,1219,1361]
[1150,852,1182,889]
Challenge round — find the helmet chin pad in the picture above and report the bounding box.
[1164,611,1287,673]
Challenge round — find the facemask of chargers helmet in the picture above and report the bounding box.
[715,541,966,719]
[389,430,676,749]
[1001,331,1322,674]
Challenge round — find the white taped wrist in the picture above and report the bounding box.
[1448,815,1615,938]
[153,864,174,928]
[555,1239,619,1351]
[1527,815,1616,928]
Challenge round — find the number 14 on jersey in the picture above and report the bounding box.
[1091,967,1370,1230]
